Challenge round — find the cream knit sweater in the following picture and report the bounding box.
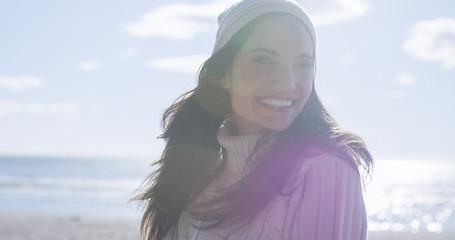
[165,123,367,239]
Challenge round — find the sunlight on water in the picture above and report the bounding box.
[365,159,455,233]
[0,156,151,217]
[1,156,454,232]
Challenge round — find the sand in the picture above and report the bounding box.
[1,212,454,240]
[368,231,455,240]
[0,213,141,240]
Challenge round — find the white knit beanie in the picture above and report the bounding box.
[213,0,316,54]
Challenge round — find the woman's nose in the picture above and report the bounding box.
[272,65,297,92]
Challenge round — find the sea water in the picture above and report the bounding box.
[365,159,455,233]
[0,156,151,218]
[0,156,454,233]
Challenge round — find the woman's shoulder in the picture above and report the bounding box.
[301,147,358,172]
[283,146,361,192]
[279,148,368,240]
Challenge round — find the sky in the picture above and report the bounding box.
[0,0,454,161]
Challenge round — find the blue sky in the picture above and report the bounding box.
[1,0,454,161]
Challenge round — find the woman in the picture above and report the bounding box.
[136,0,373,239]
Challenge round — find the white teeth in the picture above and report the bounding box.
[259,98,293,107]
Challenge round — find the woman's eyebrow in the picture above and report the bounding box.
[297,53,313,59]
[248,48,278,55]
[248,48,313,59]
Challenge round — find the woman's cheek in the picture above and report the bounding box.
[245,67,273,85]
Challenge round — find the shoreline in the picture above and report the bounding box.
[368,231,454,240]
[1,212,454,240]
[0,212,141,240]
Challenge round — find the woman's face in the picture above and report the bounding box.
[224,14,315,135]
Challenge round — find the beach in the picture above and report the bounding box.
[1,156,454,239]
[369,231,455,240]
[1,212,454,240]
[0,213,141,240]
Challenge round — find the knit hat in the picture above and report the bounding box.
[213,0,316,54]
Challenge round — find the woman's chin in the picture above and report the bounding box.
[263,121,293,132]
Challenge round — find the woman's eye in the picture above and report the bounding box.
[254,57,274,66]
[296,61,312,69]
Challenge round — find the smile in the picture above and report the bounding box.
[257,97,294,108]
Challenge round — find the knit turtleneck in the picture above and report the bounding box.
[168,122,368,240]
[216,120,275,177]
[164,121,367,240]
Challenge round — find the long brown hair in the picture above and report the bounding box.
[135,13,373,240]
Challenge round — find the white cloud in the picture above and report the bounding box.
[124,0,237,40]
[339,54,354,65]
[147,54,210,74]
[306,0,371,26]
[0,75,45,91]
[0,101,80,117]
[396,73,416,85]
[124,0,370,40]
[78,61,100,72]
[403,17,455,69]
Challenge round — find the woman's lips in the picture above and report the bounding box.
[256,96,296,110]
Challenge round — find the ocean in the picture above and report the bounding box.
[365,159,455,233]
[0,156,151,218]
[0,156,454,233]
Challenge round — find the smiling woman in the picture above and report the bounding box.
[225,14,314,134]
[135,0,373,239]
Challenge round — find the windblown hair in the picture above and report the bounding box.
[135,13,373,240]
